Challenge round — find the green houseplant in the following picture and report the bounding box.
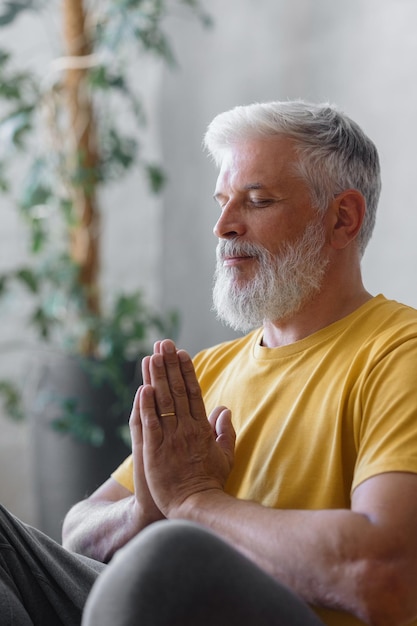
[0,0,209,539]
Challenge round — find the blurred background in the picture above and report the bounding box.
[1,0,417,530]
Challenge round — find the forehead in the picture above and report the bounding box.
[215,135,300,193]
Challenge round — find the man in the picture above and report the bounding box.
[73,100,417,625]
[1,100,417,625]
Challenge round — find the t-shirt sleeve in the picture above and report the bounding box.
[111,454,134,493]
[352,336,417,491]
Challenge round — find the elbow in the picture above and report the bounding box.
[61,501,91,555]
[61,503,77,549]
[353,558,417,626]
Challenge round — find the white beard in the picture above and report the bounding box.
[212,217,329,332]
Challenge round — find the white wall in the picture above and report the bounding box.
[2,0,417,524]
[159,0,417,357]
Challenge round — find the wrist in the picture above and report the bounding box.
[168,488,231,524]
[132,494,165,528]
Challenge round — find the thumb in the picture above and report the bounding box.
[213,407,235,464]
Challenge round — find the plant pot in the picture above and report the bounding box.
[27,350,137,542]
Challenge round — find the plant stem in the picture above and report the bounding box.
[62,0,100,327]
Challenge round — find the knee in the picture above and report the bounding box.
[82,520,218,625]
[118,519,216,576]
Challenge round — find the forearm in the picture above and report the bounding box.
[173,490,410,625]
[62,495,146,563]
[174,492,356,601]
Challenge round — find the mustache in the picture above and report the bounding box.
[216,239,269,261]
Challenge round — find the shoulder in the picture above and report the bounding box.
[342,295,417,354]
[193,328,262,374]
[365,294,417,326]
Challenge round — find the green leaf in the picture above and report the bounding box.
[70,151,98,196]
[88,65,127,92]
[31,307,51,339]
[0,49,9,64]
[145,163,166,193]
[0,1,38,27]
[118,0,146,8]
[30,221,47,253]
[100,128,137,177]
[0,275,7,295]
[0,161,9,191]
[60,198,77,226]
[136,26,175,65]
[0,77,23,100]
[0,49,38,104]
[19,157,51,211]
[0,106,35,148]
[0,380,24,421]
[51,397,105,446]
[15,268,38,292]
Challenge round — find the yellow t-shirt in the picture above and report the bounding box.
[112,295,417,626]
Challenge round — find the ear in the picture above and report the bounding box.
[329,189,366,250]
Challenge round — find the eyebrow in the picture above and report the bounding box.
[213,182,265,200]
[243,183,263,191]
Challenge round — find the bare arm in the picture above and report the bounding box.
[139,339,417,626]
[174,473,417,626]
[62,389,165,562]
[62,478,140,562]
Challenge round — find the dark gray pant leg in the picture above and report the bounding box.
[0,505,105,625]
[82,520,325,626]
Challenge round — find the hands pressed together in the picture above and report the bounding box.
[129,339,235,521]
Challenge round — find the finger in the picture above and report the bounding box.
[215,408,235,445]
[139,384,162,439]
[142,338,165,386]
[129,386,143,447]
[177,349,207,421]
[210,407,235,466]
[153,340,162,354]
[141,356,151,386]
[208,405,229,435]
[148,352,179,419]
[156,340,191,418]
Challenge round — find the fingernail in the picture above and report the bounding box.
[152,354,164,367]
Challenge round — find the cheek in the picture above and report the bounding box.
[258,213,319,255]
[250,222,287,256]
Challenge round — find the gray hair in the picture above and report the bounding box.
[204,100,381,256]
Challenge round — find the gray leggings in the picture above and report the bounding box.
[0,504,105,624]
[83,520,325,626]
[0,505,324,625]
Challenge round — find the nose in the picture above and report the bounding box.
[213,201,246,240]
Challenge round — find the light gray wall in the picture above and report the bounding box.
[2,0,417,524]
[159,0,417,357]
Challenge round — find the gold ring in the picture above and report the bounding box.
[160,412,176,417]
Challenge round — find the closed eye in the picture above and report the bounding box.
[248,198,276,208]
[213,194,228,210]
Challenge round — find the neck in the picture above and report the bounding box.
[261,277,372,348]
